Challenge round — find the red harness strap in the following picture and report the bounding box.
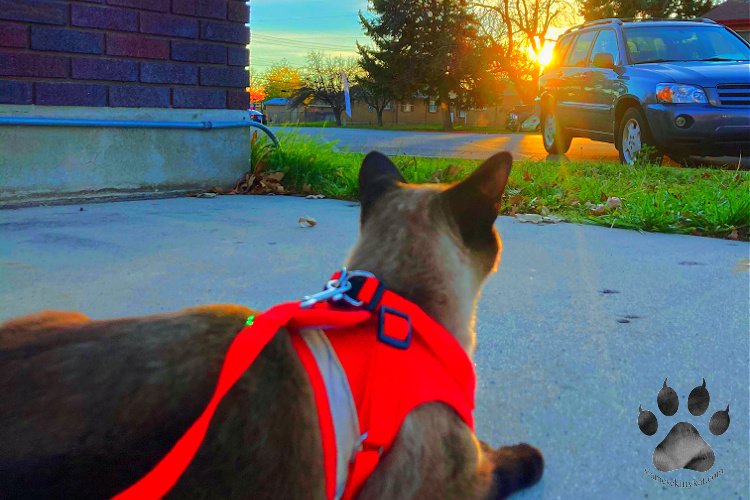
[115,271,475,499]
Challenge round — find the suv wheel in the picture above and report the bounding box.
[618,108,662,165]
[542,108,571,155]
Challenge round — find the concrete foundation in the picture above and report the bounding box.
[0,105,253,206]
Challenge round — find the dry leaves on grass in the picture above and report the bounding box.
[587,196,622,215]
[430,165,463,183]
[298,216,317,228]
[515,213,563,224]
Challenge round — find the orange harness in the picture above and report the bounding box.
[116,270,475,499]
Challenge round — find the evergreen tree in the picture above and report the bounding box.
[359,0,495,130]
[580,0,712,21]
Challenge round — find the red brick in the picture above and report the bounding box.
[0,0,67,25]
[227,1,248,23]
[31,26,104,54]
[200,65,246,87]
[72,4,138,32]
[227,89,248,109]
[227,46,247,66]
[172,87,225,108]
[200,20,248,44]
[35,82,107,106]
[109,85,170,107]
[0,80,32,104]
[140,12,198,39]
[106,0,169,12]
[171,40,225,63]
[0,22,27,48]
[141,61,197,84]
[172,0,226,20]
[0,51,68,77]
[107,34,169,59]
[72,57,138,81]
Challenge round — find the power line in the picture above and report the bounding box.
[251,33,358,49]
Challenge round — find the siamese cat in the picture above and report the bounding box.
[0,151,543,499]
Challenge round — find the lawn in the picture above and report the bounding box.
[277,121,531,135]
[246,131,749,241]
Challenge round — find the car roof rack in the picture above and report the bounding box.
[564,18,622,34]
[563,16,720,35]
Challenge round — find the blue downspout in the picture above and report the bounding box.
[0,116,279,147]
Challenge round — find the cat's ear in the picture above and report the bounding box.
[359,151,405,222]
[441,151,512,246]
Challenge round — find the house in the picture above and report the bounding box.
[704,0,750,42]
[263,97,336,124]
[1,0,251,204]
[349,88,525,128]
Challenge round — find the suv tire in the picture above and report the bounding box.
[617,107,662,165]
[542,108,571,155]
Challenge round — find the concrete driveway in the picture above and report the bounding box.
[1,196,748,498]
[273,126,620,162]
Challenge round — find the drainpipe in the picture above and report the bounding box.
[0,116,279,147]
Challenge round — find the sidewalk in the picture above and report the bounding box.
[1,195,748,498]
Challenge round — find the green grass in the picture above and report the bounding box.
[254,132,750,240]
[277,121,534,134]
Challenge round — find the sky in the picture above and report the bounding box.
[248,0,369,78]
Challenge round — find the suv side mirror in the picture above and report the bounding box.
[593,52,616,69]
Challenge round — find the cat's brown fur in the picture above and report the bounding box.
[0,151,542,499]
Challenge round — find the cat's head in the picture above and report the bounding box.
[346,151,512,354]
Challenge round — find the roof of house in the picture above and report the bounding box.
[264,97,290,106]
[704,0,750,21]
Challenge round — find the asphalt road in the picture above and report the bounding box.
[273,126,621,162]
[1,196,748,498]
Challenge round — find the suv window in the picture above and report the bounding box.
[590,29,620,65]
[565,30,597,67]
[548,34,574,68]
[624,26,750,63]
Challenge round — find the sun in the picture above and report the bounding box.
[537,44,555,67]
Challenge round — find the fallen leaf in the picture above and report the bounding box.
[600,192,608,202]
[196,192,217,198]
[523,171,533,182]
[516,213,543,224]
[701,172,711,179]
[298,216,317,228]
[540,206,550,216]
[265,171,285,182]
[728,229,739,240]
[509,194,524,206]
[542,215,563,223]
[590,204,607,215]
[605,196,622,209]
[303,184,313,193]
[446,165,462,179]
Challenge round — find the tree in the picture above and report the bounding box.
[291,52,361,127]
[258,60,302,99]
[359,0,496,131]
[248,86,267,104]
[352,76,393,127]
[580,0,712,21]
[473,0,577,104]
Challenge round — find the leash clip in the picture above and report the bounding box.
[301,267,373,308]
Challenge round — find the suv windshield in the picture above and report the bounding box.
[624,26,750,64]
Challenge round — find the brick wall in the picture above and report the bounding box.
[0,0,249,109]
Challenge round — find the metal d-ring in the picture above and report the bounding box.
[300,267,368,308]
